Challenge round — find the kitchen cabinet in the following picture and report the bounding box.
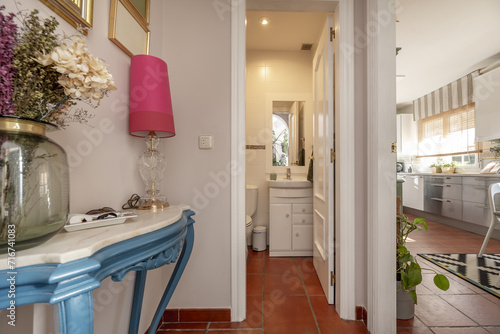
[424,175,463,220]
[397,114,418,156]
[462,176,500,227]
[401,174,424,211]
[474,67,500,142]
[269,187,313,256]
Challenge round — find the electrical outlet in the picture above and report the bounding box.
[199,135,213,149]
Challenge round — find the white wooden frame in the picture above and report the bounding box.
[231,0,356,321]
[231,0,396,331]
[230,0,247,322]
[366,0,397,333]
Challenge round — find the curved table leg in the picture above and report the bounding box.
[58,292,93,334]
[147,224,195,334]
[129,270,148,334]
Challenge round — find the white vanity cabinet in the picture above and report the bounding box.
[269,186,313,257]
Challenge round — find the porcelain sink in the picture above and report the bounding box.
[267,179,312,189]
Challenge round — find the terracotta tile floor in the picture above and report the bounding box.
[158,215,500,333]
[399,214,500,333]
[158,249,368,333]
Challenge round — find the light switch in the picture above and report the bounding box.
[199,135,213,149]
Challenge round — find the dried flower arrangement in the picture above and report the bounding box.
[0,5,116,128]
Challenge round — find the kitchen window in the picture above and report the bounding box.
[418,103,477,159]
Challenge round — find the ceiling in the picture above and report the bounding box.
[246,11,328,51]
[396,0,500,110]
[246,1,500,112]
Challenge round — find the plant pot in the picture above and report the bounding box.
[442,167,455,174]
[0,116,69,253]
[397,281,415,319]
[430,167,441,173]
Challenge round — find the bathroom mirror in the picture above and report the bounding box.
[266,94,312,174]
[272,101,306,166]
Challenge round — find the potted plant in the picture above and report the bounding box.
[429,163,442,173]
[397,214,450,319]
[441,162,457,174]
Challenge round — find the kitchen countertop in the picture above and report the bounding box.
[398,172,500,177]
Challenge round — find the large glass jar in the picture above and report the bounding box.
[0,116,69,253]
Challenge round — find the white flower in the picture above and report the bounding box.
[37,37,116,102]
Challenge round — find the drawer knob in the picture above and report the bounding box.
[302,208,305,212]
[296,233,299,237]
[302,219,305,223]
[286,214,290,218]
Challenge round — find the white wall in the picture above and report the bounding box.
[246,50,313,233]
[0,0,233,333]
[353,0,368,309]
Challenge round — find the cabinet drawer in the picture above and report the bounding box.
[425,183,462,200]
[463,177,500,186]
[292,225,313,251]
[269,188,313,199]
[462,184,488,205]
[425,175,462,185]
[425,197,462,220]
[293,204,313,214]
[293,214,313,225]
[462,201,491,227]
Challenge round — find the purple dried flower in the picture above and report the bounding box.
[0,6,18,115]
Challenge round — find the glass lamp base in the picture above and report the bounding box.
[137,197,169,210]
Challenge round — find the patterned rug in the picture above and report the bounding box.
[418,253,500,298]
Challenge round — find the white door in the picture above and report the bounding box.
[312,15,335,304]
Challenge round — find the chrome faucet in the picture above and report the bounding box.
[285,168,291,180]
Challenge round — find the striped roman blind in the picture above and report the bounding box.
[413,70,480,121]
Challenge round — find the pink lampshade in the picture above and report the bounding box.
[129,55,175,138]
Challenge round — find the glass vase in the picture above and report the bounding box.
[0,115,69,253]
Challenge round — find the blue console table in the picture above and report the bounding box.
[0,205,195,334]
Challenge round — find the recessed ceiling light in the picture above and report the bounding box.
[259,17,270,25]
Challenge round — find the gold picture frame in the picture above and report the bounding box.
[109,0,150,57]
[40,0,93,30]
[129,0,150,25]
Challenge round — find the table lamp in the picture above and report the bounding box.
[129,54,175,210]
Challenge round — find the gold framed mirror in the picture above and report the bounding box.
[40,0,93,30]
[109,0,150,57]
[129,0,150,25]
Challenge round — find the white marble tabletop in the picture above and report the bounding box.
[0,204,190,270]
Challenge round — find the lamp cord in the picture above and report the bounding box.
[122,194,141,210]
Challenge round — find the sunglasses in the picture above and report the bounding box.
[86,207,116,215]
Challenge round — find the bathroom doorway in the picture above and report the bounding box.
[245,7,335,301]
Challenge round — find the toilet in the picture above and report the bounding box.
[245,185,258,256]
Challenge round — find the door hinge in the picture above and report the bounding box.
[330,271,335,286]
[391,142,397,153]
[330,27,335,42]
[330,148,335,163]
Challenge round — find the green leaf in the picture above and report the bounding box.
[409,289,417,304]
[405,263,422,289]
[398,246,408,255]
[413,217,425,224]
[434,274,450,291]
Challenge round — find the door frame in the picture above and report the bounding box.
[366,0,397,333]
[231,0,356,322]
